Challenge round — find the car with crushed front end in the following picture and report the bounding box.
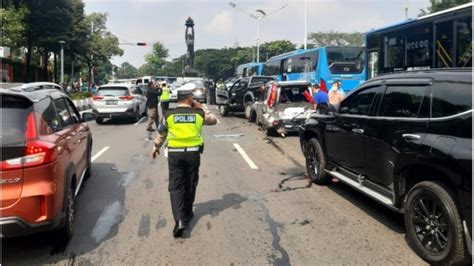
[250,80,314,137]
[299,69,472,265]
[0,83,93,244]
[92,84,147,124]
[215,76,275,117]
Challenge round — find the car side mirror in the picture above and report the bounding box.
[82,112,96,122]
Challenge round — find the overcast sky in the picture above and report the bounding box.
[83,0,430,68]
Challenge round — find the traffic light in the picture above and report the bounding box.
[137,42,147,46]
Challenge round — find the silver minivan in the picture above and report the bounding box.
[92,84,147,124]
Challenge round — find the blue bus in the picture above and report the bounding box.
[236,62,263,77]
[365,2,472,79]
[262,47,366,93]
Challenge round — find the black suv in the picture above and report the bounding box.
[299,69,472,264]
[215,76,275,117]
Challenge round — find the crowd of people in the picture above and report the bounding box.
[311,80,345,112]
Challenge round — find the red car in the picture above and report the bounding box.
[1,83,92,242]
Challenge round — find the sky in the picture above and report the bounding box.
[83,0,431,68]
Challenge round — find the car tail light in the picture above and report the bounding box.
[92,96,104,101]
[0,113,58,171]
[119,95,134,101]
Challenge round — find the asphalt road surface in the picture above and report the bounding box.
[2,105,425,265]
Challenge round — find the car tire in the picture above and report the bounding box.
[305,138,329,185]
[57,183,75,244]
[244,101,253,120]
[95,117,104,124]
[219,106,229,117]
[132,108,140,123]
[404,181,466,265]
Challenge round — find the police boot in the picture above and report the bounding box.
[173,220,186,238]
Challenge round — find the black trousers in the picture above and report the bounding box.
[168,151,200,222]
[161,101,169,116]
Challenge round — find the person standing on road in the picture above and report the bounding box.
[312,83,329,113]
[328,80,345,105]
[146,81,162,131]
[152,89,217,238]
[160,81,171,115]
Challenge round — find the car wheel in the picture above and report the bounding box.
[404,181,466,265]
[244,102,253,120]
[219,106,229,117]
[57,184,75,244]
[305,138,329,185]
[85,141,92,178]
[95,117,104,124]
[132,108,140,123]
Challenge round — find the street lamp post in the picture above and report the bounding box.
[229,2,287,63]
[304,0,308,50]
[59,40,65,85]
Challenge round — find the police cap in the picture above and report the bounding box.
[177,89,194,100]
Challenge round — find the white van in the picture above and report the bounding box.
[135,76,155,85]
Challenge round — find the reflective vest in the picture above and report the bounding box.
[161,86,170,102]
[166,107,205,148]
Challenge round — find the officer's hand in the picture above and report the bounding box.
[193,101,204,110]
[152,146,160,159]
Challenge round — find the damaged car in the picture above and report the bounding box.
[250,81,314,137]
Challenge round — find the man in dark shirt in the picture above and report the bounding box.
[146,81,162,131]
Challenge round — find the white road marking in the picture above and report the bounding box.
[134,116,146,126]
[92,146,110,162]
[233,143,259,170]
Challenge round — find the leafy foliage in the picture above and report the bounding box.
[419,0,471,15]
[308,31,364,47]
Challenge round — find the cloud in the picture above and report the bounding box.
[206,10,233,34]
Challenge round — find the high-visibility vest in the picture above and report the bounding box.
[166,107,205,148]
[161,86,170,102]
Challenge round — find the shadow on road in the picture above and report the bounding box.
[327,182,405,234]
[2,162,128,265]
[184,193,247,237]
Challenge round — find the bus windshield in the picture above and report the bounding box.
[326,47,364,74]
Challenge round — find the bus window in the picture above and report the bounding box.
[383,33,404,70]
[456,16,472,67]
[406,24,431,69]
[435,21,454,68]
[326,47,364,74]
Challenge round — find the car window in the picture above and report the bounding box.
[1,95,32,160]
[378,86,426,118]
[432,82,472,117]
[54,98,74,127]
[36,97,62,133]
[132,87,143,95]
[339,86,380,115]
[97,87,129,96]
[65,98,80,124]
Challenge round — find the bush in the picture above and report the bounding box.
[69,92,92,100]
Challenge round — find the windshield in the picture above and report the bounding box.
[97,87,130,96]
[279,85,311,103]
[326,47,364,74]
[250,77,274,86]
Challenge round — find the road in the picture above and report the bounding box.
[2,105,425,265]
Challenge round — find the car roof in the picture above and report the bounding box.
[0,82,65,102]
[368,68,472,84]
[99,83,134,89]
[276,81,311,86]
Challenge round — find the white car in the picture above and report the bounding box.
[92,84,147,124]
[171,79,207,103]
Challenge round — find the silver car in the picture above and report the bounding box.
[92,84,147,124]
[252,81,314,138]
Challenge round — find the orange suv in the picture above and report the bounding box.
[0,83,92,242]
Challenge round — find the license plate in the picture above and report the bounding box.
[105,100,118,105]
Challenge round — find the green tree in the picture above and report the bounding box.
[259,40,296,61]
[80,12,123,86]
[143,42,169,74]
[116,62,138,79]
[419,0,471,15]
[308,31,364,47]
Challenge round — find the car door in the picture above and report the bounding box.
[53,97,81,177]
[325,85,381,174]
[231,78,249,107]
[216,79,236,105]
[64,97,89,178]
[364,79,431,188]
[132,86,146,111]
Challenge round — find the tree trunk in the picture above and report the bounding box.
[54,53,58,83]
[24,35,33,82]
[43,52,49,81]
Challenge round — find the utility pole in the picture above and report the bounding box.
[256,17,261,63]
[304,0,308,50]
[59,40,65,85]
